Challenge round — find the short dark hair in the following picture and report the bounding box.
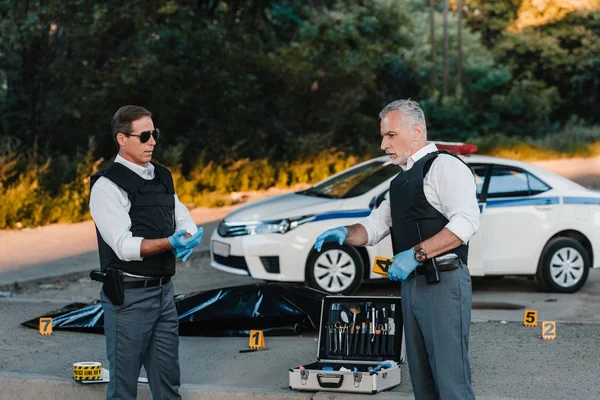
[111,105,152,146]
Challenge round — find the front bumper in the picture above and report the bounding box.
[211,254,250,276]
[209,231,311,282]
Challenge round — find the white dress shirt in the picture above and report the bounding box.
[360,143,480,253]
[89,154,198,262]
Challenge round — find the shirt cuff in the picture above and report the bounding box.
[359,221,377,247]
[177,222,199,236]
[446,216,477,244]
[121,236,143,262]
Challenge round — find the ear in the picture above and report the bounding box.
[412,123,423,141]
[116,133,127,146]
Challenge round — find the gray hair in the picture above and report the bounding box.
[379,99,427,139]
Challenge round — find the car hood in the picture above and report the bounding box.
[224,192,344,222]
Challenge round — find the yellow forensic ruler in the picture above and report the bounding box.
[372,256,393,277]
[523,310,537,327]
[39,318,53,335]
[249,330,265,349]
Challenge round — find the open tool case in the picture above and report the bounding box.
[289,296,403,394]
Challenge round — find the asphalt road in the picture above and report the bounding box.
[3,240,600,399]
[8,251,600,324]
[2,161,600,399]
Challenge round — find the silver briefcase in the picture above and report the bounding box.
[289,295,404,394]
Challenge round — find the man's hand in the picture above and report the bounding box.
[388,249,419,281]
[314,227,348,252]
[168,227,203,261]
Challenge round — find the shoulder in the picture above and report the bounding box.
[151,162,172,175]
[432,152,471,173]
[151,162,175,192]
[90,176,120,196]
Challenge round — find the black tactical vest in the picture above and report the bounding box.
[90,162,176,277]
[389,150,470,265]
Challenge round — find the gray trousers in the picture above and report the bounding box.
[100,281,181,400]
[401,263,475,400]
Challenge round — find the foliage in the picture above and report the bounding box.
[471,124,600,160]
[1,0,600,229]
[462,0,522,46]
[494,10,600,123]
[0,146,361,229]
[0,136,100,229]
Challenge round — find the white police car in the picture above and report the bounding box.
[210,143,600,294]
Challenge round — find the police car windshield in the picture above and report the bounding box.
[299,160,400,199]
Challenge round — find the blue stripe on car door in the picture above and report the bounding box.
[312,196,598,221]
[312,210,372,222]
[486,197,560,208]
[563,197,600,205]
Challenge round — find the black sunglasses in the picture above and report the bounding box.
[120,129,160,143]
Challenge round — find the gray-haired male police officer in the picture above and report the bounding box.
[315,99,480,399]
[90,105,203,400]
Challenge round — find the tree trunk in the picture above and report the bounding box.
[429,0,436,95]
[442,0,449,98]
[457,0,463,94]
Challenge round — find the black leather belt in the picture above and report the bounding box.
[409,257,462,278]
[123,276,171,289]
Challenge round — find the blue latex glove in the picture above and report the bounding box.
[168,229,189,248]
[169,227,204,254]
[173,247,194,262]
[388,248,419,281]
[314,226,348,252]
[370,362,393,372]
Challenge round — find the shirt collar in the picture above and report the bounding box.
[401,143,438,171]
[114,154,155,179]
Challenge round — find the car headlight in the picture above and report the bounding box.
[218,215,316,237]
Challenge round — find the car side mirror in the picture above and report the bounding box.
[370,190,389,209]
[369,196,377,209]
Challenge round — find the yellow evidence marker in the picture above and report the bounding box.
[523,310,538,327]
[39,317,53,335]
[541,321,557,340]
[372,256,394,278]
[249,330,265,349]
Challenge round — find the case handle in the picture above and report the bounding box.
[317,373,344,388]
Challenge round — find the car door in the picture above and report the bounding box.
[479,164,561,275]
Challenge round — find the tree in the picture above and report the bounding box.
[457,0,463,91]
[443,0,449,97]
[461,0,522,47]
[510,0,600,32]
[429,0,436,94]
[494,10,600,122]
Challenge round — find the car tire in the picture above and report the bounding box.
[306,243,364,295]
[536,237,590,293]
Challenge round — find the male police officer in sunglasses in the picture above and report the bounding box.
[90,105,202,400]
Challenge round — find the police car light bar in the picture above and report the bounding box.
[432,141,478,155]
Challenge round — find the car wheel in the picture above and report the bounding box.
[536,237,590,293]
[306,243,364,295]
